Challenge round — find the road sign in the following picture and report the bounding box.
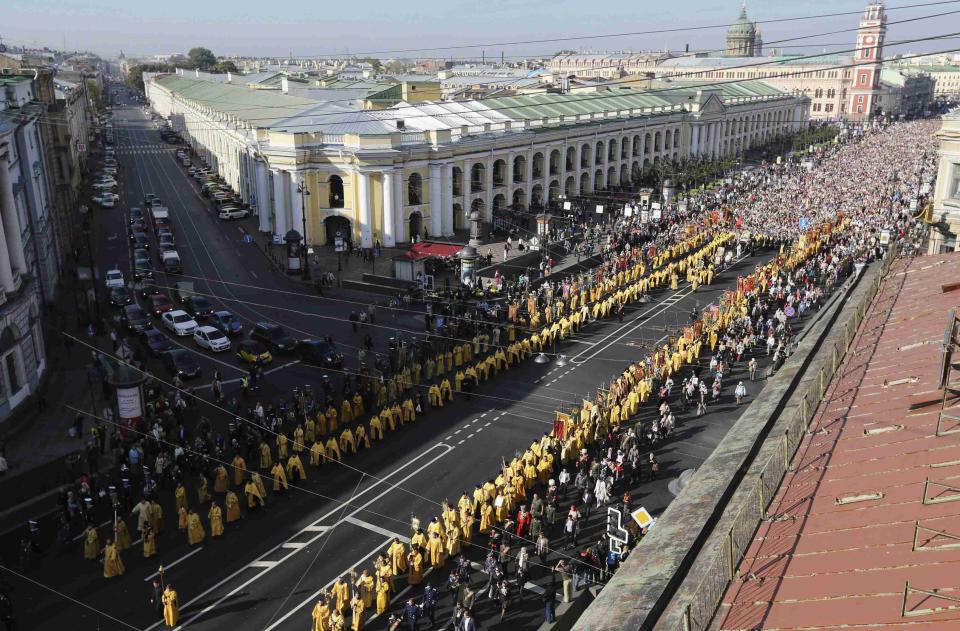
[798,217,810,230]
[631,506,654,529]
[595,205,604,214]
[563,201,572,210]
[784,306,795,317]
[77,142,87,153]
[606,507,629,554]
[242,234,254,244]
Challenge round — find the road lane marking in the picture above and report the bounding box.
[281,542,306,549]
[301,525,329,532]
[344,516,410,543]
[143,547,203,581]
[248,561,278,568]
[261,541,388,631]
[153,443,453,630]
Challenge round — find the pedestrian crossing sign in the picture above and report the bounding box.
[631,506,654,528]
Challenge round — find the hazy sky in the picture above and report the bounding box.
[5,0,956,60]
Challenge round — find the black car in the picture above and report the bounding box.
[185,295,215,319]
[143,193,156,206]
[140,327,174,356]
[139,278,161,297]
[130,232,150,250]
[298,338,344,368]
[129,208,145,224]
[250,322,297,352]
[133,250,154,280]
[163,349,201,378]
[122,304,150,332]
[109,286,134,307]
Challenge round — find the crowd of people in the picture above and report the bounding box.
[30,118,936,630]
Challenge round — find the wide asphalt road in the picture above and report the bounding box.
[8,90,794,631]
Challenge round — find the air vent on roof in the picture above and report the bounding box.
[396,120,405,130]
[835,491,884,505]
[863,424,904,436]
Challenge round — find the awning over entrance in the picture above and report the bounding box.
[397,242,463,261]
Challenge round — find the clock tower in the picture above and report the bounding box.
[847,1,886,120]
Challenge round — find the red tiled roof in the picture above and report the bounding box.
[718,252,960,630]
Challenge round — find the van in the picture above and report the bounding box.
[161,250,182,274]
[150,206,169,229]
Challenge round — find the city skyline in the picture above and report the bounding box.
[5,0,955,59]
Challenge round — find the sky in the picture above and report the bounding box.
[4,0,957,60]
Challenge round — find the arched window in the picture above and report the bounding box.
[408,172,422,205]
[328,175,344,208]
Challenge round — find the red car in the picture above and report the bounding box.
[149,294,174,317]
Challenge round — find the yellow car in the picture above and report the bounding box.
[236,340,273,365]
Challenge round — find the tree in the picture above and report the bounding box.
[187,47,217,70]
[125,63,174,92]
[86,80,103,111]
[212,61,238,74]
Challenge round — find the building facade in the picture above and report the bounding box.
[147,74,807,249]
[0,78,51,421]
[929,112,960,253]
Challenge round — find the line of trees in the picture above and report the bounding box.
[124,47,239,92]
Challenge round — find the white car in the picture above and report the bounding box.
[218,207,249,220]
[194,326,231,352]
[105,268,125,289]
[93,180,117,191]
[93,195,117,208]
[162,310,199,336]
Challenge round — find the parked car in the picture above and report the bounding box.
[162,310,198,336]
[140,326,175,356]
[209,310,243,337]
[250,322,296,352]
[130,232,150,250]
[235,339,273,365]
[129,208,145,224]
[297,338,344,368]
[109,286,134,307]
[194,326,231,352]
[105,268,125,289]
[158,234,176,250]
[143,193,157,206]
[148,294,175,317]
[218,207,249,220]
[122,304,150,332]
[163,349,201,378]
[161,251,182,274]
[92,195,116,208]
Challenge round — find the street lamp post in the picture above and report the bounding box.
[297,177,311,281]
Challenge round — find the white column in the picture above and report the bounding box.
[0,162,27,275]
[357,170,372,248]
[691,125,701,157]
[0,163,16,293]
[485,156,494,220]
[638,133,646,163]
[715,122,723,157]
[442,164,454,237]
[272,170,288,236]
[289,175,303,240]
[382,170,396,247]
[255,161,271,233]
[525,152,533,208]
[429,163,442,238]
[394,169,405,243]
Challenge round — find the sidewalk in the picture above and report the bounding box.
[0,328,111,530]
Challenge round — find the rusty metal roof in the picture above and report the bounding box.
[718,252,960,630]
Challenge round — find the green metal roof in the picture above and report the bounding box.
[482,81,788,121]
[153,74,318,126]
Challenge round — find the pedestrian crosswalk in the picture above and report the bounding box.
[115,144,177,155]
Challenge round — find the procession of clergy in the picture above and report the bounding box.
[82,205,845,631]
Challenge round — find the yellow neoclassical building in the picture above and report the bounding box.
[147,74,808,247]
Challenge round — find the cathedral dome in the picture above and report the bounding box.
[728,7,756,38]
